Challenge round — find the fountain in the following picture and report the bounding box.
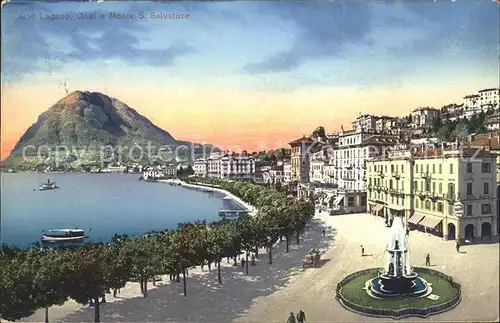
[367,216,431,299]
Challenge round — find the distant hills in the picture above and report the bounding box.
[2,91,217,170]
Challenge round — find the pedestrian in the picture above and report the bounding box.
[251,254,256,266]
[456,240,460,252]
[425,253,431,266]
[297,310,306,323]
[361,245,365,256]
[241,258,246,269]
[287,312,296,323]
[322,228,326,236]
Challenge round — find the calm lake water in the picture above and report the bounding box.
[0,173,242,248]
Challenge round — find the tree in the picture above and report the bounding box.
[61,244,130,323]
[0,254,39,322]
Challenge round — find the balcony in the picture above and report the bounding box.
[443,193,457,202]
[391,172,401,179]
[377,171,385,178]
[420,172,432,180]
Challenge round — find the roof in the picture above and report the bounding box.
[464,94,480,99]
[369,146,496,161]
[288,136,314,145]
[478,88,499,93]
[47,229,84,233]
[413,106,438,112]
[469,132,500,150]
[362,135,399,145]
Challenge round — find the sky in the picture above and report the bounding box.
[1,0,499,159]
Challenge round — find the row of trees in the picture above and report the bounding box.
[0,178,314,323]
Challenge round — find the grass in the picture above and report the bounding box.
[340,272,459,310]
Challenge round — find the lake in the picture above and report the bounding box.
[0,173,243,248]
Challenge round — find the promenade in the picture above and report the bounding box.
[20,213,499,322]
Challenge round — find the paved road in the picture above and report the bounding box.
[233,213,500,323]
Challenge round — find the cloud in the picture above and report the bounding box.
[242,1,499,74]
[1,2,196,82]
[242,2,373,74]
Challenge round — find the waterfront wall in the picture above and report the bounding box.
[158,179,257,214]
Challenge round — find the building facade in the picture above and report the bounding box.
[193,153,255,180]
[289,136,315,183]
[410,107,439,128]
[366,148,498,243]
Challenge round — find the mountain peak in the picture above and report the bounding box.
[4,91,216,166]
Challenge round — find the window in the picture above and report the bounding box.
[414,181,418,190]
[439,164,442,174]
[425,181,430,192]
[401,165,404,173]
[482,163,491,173]
[416,199,419,208]
[467,183,473,196]
[432,164,436,173]
[484,183,490,195]
[481,204,491,214]
[467,163,473,173]
[437,202,443,212]
[467,204,473,216]
[439,183,442,194]
[432,182,436,193]
[425,200,431,210]
[391,165,394,173]
[450,164,454,174]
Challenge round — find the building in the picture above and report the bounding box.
[463,88,499,119]
[352,114,379,131]
[283,161,292,184]
[289,136,316,183]
[193,158,208,177]
[325,128,399,213]
[195,153,255,180]
[310,158,326,183]
[263,165,284,185]
[365,147,498,243]
[485,115,500,131]
[375,116,398,132]
[410,107,439,128]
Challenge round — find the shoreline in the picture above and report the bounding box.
[157,179,257,215]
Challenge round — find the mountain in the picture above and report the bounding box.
[3,91,217,169]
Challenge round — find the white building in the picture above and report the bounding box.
[352,114,379,131]
[283,161,292,184]
[194,153,255,180]
[193,158,208,177]
[310,158,326,183]
[322,128,400,212]
[463,88,499,119]
[486,115,500,131]
[410,107,439,128]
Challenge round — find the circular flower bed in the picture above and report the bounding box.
[336,267,461,319]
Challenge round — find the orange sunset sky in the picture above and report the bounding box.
[2,1,498,160]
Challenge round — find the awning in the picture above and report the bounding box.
[389,204,405,211]
[333,195,344,206]
[373,204,384,212]
[418,216,442,229]
[408,213,425,225]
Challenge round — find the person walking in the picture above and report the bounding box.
[425,253,431,266]
[287,312,297,323]
[456,240,461,252]
[322,228,326,236]
[297,310,306,323]
[361,245,365,256]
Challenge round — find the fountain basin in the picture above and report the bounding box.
[369,274,431,299]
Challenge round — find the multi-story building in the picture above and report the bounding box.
[352,114,379,131]
[195,153,255,180]
[289,136,315,183]
[310,158,326,183]
[263,165,284,184]
[485,115,500,131]
[463,88,499,119]
[283,161,291,184]
[193,158,208,177]
[366,147,498,243]
[325,128,399,212]
[410,107,439,128]
[375,116,398,132]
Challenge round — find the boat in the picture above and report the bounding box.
[39,179,59,191]
[41,229,85,242]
